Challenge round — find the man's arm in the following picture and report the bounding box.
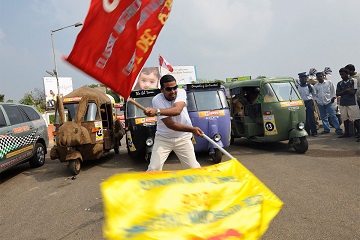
[144,101,185,117]
[161,117,204,137]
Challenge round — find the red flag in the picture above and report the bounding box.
[159,55,173,72]
[65,0,173,99]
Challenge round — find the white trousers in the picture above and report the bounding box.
[147,133,201,171]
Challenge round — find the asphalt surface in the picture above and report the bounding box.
[0,132,359,240]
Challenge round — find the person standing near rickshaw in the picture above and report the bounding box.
[297,72,318,137]
[336,67,360,140]
[143,75,203,171]
[313,71,343,135]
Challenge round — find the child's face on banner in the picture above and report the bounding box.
[136,72,159,90]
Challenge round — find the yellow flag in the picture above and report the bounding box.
[101,159,283,239]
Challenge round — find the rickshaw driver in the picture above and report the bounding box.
[143,75,203,171]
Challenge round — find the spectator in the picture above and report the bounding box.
[336,67,360,140]
[313,71,342,135]
[345,64,360,140]
[297,72,317,136]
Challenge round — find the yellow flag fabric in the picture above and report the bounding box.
[101,159,283,240]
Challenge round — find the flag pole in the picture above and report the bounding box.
[128,98,146,111]
[158,54,162,76]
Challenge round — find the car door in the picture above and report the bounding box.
[0,105,34,172]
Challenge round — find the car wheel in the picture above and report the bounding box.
[69,159,81,175]
[29,143,46,168]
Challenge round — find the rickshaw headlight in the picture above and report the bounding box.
[213,133,222,142]
[145,138,154,147]
[297,122,305,130]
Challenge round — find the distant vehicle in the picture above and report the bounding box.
[114,103,125,128]
[0,103,49,173]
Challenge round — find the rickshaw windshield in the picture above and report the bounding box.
[54,102,99,122]
[266,82,301,102]
[127,97,154,118]
[187,90,228,111]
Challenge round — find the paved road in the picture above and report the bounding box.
[1,133,359,240]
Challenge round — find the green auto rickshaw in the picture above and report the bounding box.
[228,77,308,153]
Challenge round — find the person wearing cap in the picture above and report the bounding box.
[297,72,318,136]
[143,74,203,171]
[336,67,360,140]
[313,71,343,135]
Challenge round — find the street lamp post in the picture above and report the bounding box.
[50,22,82,96]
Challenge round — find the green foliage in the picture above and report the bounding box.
[106,89,120,103]
[0,94,4,102]
[197,78,225,85]
[19,88,46,113]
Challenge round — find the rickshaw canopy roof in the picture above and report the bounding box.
[63,86,111,105]
[228,77,295,90]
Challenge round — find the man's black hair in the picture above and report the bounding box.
[344,64,355,72]
[160,74,176,88]
[339,67,350,74]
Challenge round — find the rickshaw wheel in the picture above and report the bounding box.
[145,153,152,161]
[292,137,308,154]
[230,135,234,145]
[114,137,120,154]
[211,149,223,164]
[69,159,81,175]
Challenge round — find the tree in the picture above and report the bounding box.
[0,94,4,102]
[19,88,46,113]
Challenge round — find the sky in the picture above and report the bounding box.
[0,0,359,102]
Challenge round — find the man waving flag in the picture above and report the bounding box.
[65,0,173,99]
[159,55,173,72]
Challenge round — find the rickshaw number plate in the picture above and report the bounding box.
[263,115,278,135]
[95,121,103,141]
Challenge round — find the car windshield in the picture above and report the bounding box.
[126,96,154,118]
[267,82,300,102]
[187,90,229,111]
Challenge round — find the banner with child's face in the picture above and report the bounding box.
[133,67,160,90]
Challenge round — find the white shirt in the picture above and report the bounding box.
[297,84,316,101]
[313,80,336,106]
[152,88,193,138]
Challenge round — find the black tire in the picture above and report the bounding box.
[69,159,81,175]
[211,149,223,164]
[114,137,120,154]
[145,152,152,162]
[293,137,308,154]
[29,143,46,168]
[230,135,234,145]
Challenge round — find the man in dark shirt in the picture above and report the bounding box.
[336,67,360,139]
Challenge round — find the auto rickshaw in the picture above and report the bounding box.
[50,86,124,175]
[125,89,160,161]
[229,77,309,153]
[184,83,231,163]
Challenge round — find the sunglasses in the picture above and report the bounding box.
[164,85,178,92]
